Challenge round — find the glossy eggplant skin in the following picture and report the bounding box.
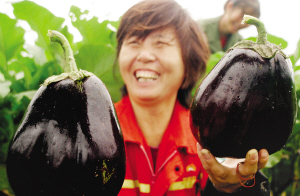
[190,48,297,158]
[6,76,126,196]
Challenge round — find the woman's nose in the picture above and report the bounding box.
[136,48,156,63]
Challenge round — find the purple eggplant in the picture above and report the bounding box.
[6,30,126,195]
[190,15,297,158]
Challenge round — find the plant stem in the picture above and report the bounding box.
[242,15,267,45]
[47,30,78,73]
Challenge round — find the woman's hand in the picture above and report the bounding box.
[197,143,269,193]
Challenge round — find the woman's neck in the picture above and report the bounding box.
[129,95,177,148]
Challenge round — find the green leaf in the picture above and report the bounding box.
[13,90,37,102]
[0,13,25,67]
[70,6,116,46]
[0,81,11,98]
[293,39,300,63]
[265,150,282,168]
[12,1,72,62]
[74,44,122,101]
[8,57,36,89]
[206,51,225,74]
[294,70,300,91]
[30,61,62,89]
[100,68,123,102]
[68,6,122,100]
[74,44,115,75]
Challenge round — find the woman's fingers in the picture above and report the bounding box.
[197,143,223,175]
[238,149,269,178]
[238,149,258,179]
[197,143,237,185]
[258,149,269,170]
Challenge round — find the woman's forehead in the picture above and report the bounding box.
[125,27,177,40]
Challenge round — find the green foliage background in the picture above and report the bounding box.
[0,1,299,195]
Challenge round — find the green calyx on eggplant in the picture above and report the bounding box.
[190,15,297,158]
[6,30,126,196]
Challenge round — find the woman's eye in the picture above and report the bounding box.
[127,41,139,46]
[156,41,167,46]
[125,38,140,46]
[130,40,139,44]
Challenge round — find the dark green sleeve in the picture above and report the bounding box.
[202,171,270,196]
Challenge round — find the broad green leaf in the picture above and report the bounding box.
[0,81,11,98]
[74,44,122,101]
[0,71,4,82]
[293,39,300,63]
[74,44,116,76]
[70,6,116,46]
[0,13,25,67]
[289,54,297,68]
[100,67,123,102]
[8,57,37,89]
[13,90,37,102]
[206,51,225,74]
[108,20,120,48]
[294,70,300,91]
[30,61,62,89]
[265,150,282,168]
[24,44,48,66]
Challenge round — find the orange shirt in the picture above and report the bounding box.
[115,96,208,196]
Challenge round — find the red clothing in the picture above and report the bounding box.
[220,35,228,49]
[115,96,208,196]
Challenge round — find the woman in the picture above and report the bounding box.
[114,0,269,195]
[198,0,261,53]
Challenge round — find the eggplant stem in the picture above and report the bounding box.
[242,15,267,45]
[47,30,78,73]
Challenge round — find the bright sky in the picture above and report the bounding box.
[1,0,300,55]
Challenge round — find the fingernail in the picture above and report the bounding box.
[248,149,258,160]
[261,150,268,158]
[201,149,211,160]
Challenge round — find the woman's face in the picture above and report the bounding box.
[118,27,185,104]
[224,7,249,34]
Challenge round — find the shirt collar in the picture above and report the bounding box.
[115,96,198,155]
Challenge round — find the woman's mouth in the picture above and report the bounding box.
[135,70,159,82]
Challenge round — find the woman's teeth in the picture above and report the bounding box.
[136,71,159,82]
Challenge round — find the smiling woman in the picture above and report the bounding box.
[113,0,270,195]
[118,28,185,106]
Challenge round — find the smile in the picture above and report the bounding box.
[135,70,159,82]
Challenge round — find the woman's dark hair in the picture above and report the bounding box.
[224,0,260,18]
[115,0,210,108]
